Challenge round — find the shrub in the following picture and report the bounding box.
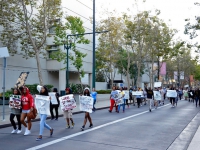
[96,90,111,94]
[26,84,54,94]
[69,83,90,94]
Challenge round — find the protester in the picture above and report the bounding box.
[81,88,93,131]
[20,86,34,135]
[154,88,159,109]
[194,88,200,107]
[91,88,97,112]
[136,88,142,108]
[183,88,188,100]
[36,86,53,141]
[129,87,134,105]
[178,88,183,100]
[50,88,60,120]
[146,87,154,112]
[117,87,125,112]
[109,86,118,113]
[169,86,176,107]
[9,88,22,134]
[64,88,75,129]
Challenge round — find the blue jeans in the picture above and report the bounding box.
[118,99,126,112]
[93,99,96,111]
[39,114,51,135]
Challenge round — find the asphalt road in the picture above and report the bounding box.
[0,100,200,150]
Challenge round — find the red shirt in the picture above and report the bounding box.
[21,87,34,110]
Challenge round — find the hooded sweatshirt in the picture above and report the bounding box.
[21,87,34,110]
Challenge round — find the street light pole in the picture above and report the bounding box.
[92,0,96,89]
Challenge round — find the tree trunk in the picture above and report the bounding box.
[35,50,43,85]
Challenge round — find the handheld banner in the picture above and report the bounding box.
[49,92,58,105]
[59,94,76,111]
[35,95,50,115]
[79,96,93,113]
[166,90,177,98]
[15,72,29,88]
[124,90,129,99]
[132,91,143,96]
[153,91,161,100]
[154,82,162,88]
[9,95,21,109]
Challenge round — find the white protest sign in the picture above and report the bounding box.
[132,91,143,96]
[9,95,21,109]
[184,85,189,88]
[59,94,76,111]
[35,95,50,115]
[49,92,58,105]
[154,82,162,87]
[166,90,177,98]
[153,91,161,100]
[79,96,93,113]
[124,90,129,99]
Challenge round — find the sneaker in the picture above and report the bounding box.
[81,126,85,131]
[71,122,75,128]
[66,125,70,129]
[36,136,42,141]
[108,110,112,113]
[54,118,58,121]
[17,130,22,134]
[11,129,18,134]
[89,124,93,128]
[24,130,31,136]
[50,128,54,136]
[51,118,54,120]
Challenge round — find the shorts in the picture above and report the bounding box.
[63,110,72,118]
[22,109,30,113]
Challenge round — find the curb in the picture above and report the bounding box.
[0,106,110,129]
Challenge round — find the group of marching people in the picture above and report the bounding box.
[108,85,193,113]
[9,85,97,141]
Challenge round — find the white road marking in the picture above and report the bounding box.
[26,103,171,150]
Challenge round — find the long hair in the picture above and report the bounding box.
[13,88,21,95]
[83,88,90,96]
[40,86,49,96]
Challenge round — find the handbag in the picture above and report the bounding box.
[27,107,37,119]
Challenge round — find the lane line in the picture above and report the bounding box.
[26,103,171,150]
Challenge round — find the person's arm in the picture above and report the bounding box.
[29,95,34,111]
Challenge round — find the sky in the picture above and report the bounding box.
[62,0,200,55]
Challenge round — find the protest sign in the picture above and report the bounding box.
[49,92,58,105]
[79,96,93,113]
[9,95,21,109]
[59,94,76,111]
[35,95,50,115]
[124,90,129,99]
[166,90,177,98]
[154,82,162,87]
[132,91,143,96]
[153,91,161,100]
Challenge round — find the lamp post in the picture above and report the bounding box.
[64,30,109,89]
[93,0,96,89]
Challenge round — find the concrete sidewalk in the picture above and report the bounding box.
[0,94,111,128]
[187,125,200,150]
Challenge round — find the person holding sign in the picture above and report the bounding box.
[136,88,142,108]
[36,86,53,141]
[63,88,75,129]
[117,87,125,112]
[9,88,22,134]
[20,86,34,136]
[81,88,93,131]
[49,88,60,120]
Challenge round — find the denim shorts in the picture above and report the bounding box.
[22,109,30,113]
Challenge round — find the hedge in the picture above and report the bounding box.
[96,90,111,94]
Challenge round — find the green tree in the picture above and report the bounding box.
[53,16,89,92]
[0,0,62,85]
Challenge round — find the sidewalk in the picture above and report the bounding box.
[0,94,110,128]
[187,125,200,150]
